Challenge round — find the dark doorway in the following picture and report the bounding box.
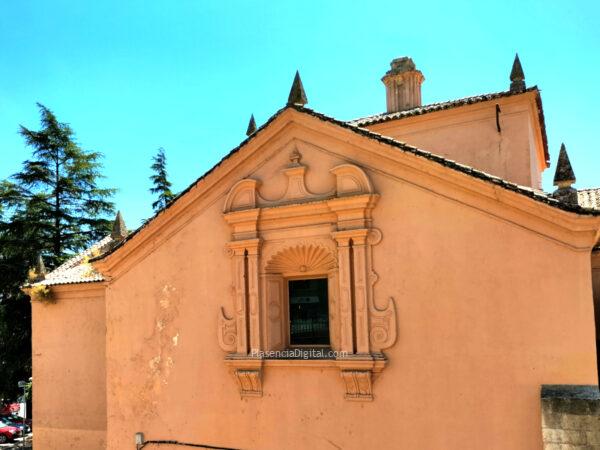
[288,278,329,346]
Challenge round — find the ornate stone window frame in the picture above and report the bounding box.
[218,149,397,401]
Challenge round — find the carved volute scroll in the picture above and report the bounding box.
[219,147,398,400]
[223,179,260,213]
[218,307,236,352]
[330,164,374,196]
[366,229,397,352]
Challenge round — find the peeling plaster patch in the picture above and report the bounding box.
[130,281,181,420]
[150,284,180,386]
[149,355,161,372]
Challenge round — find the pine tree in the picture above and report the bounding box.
[2,103,115,265]
[149,147,174,211]
[0,103,115,399]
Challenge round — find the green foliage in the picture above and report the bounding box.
[150,147,175,212]
[23,378,32,401]
[29,285,54,303]
[0,103,115,400]
[5,104,116,263]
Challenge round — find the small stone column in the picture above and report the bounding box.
[245,240,261,353]
[348,230,371,354]
[333,234,355,354]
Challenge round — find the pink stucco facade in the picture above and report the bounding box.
[30,83,599,450]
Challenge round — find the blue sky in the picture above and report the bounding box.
[1,0,598,227]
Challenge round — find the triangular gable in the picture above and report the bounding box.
[93,104,600,275]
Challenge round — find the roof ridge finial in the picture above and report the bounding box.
[35,254,47,281]
[111,211,128,241]
[553,143,576,187]
[246,114,257,136]
[552,143,578,205]
[510,53,526,92]
[287,70,308,106]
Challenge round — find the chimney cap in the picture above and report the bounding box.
[385,57,418,76]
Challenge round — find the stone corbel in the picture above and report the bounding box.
[340,370,373,401]
[225,356,263,398]
[336,355,386,401]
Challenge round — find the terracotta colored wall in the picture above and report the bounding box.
[592,251,600,379]
[364,95,545,188]
[31,284,106,450]
[102,137,597,450]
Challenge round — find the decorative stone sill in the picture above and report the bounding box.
[224,352,387,400]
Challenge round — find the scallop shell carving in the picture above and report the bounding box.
[265,244,337,274]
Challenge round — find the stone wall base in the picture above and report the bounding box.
[541,385,600,449]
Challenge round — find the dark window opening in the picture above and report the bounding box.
[288,278,329,346]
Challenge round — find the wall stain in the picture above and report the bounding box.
[127,282,181,420]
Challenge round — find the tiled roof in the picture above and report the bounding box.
[349,87,536,125]
[30,236,114,286]
[348,87,549,164]
[298,106,596,215]
[96,103,600,263]
[578,188,600,210]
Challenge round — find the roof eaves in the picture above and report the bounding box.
[94,105,289,260]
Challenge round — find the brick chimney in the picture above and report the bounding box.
[382,57,424,113]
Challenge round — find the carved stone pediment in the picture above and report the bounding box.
[223,148,375,214]
[219,148,397,400]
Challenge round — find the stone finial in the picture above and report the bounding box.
[289,148,302,166]
[509,53,526,92]
[35,254,46,281]
[381,57,425,113]
[111,211,128,241]
[246,114,257,136]
[553,143,576,187]
[551,143,578,205]
[287,71,308,106]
